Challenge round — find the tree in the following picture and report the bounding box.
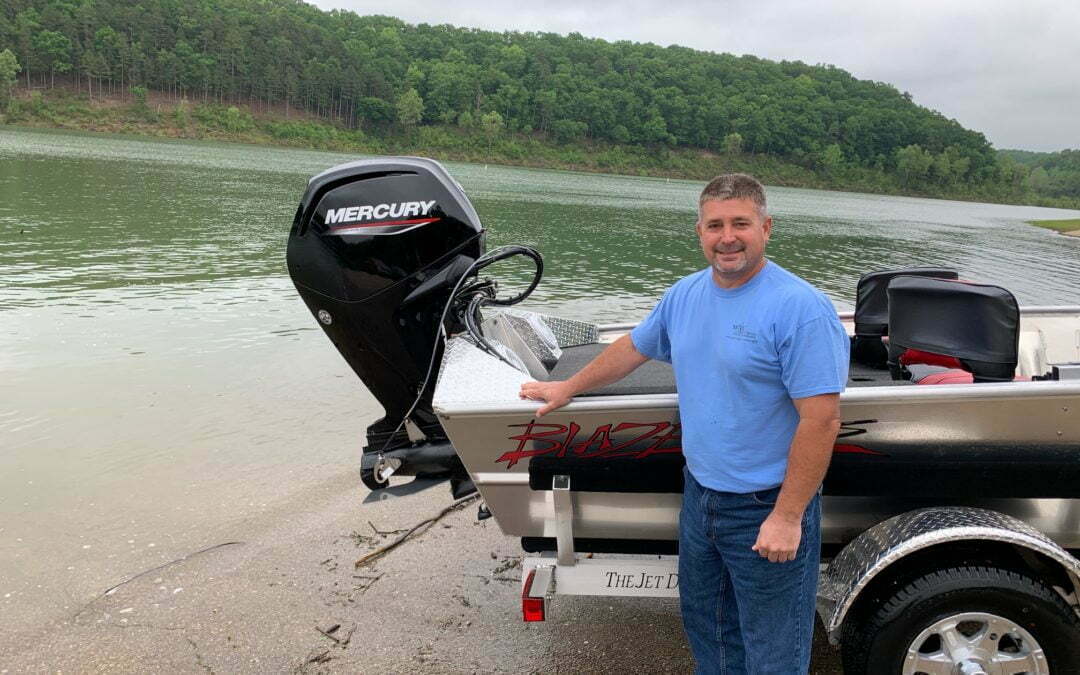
[642,113,674,145]
[81,49,108,99]
[551,118,586,144]
[820,143,845,177]
[405,63,424,89]
[480,109,504,151]
[896,144,933,187]
[15,9,39,88]
[130,85,148,107]
[396,87,424,131]
[424,58,476,122]
[1027,166,1050,193]
[356,96,395,127]
[480,110,504,137]
[534,89,556,132]
[93,26,131,95]
[33,30,73,89]
[723,132,744,155]
[0,50,19,111]
[932,152,952,184]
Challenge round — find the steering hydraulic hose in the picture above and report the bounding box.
[370,245,544,472]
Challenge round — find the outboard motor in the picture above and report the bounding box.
[287,157,485,490]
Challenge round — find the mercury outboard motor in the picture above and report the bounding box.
[287,157,485,491]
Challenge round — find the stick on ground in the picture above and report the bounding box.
[355,494,480,569]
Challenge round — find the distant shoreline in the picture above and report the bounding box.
[4,88,1080,212]
[1028,218,1080,236]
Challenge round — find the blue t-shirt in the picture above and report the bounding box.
[630,261,849,493]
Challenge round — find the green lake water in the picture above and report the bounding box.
[1,126,1079,640]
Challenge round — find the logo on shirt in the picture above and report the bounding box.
[727,323,758,343]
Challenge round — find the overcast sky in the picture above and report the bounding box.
[310,0,1079,152]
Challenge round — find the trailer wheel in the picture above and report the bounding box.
[841,565,1080,675]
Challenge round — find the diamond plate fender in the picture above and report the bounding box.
[818,506,1080,643]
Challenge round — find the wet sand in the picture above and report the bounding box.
[1,467,841,673]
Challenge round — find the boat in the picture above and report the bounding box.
[286,155,1080,550]
[286,157,1080,672]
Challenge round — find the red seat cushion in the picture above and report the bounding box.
[917,370,1029,385]
[900,348,962,370]
[916,369,973,385]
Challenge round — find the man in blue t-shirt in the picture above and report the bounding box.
[520,174,849,674]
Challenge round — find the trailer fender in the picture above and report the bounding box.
[818,506,1080,643]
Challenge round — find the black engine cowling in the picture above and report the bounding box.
[286,157,485,455]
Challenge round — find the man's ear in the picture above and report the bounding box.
[762,216,773,241]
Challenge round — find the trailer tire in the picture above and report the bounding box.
[840,565,1080,675]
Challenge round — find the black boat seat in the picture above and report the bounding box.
[852,267,958,368]
[887,277,1020,383]
[549,343,677,396]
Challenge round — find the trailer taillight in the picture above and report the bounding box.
[522,569,546,622]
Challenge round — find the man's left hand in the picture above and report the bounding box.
[752,511,802,563]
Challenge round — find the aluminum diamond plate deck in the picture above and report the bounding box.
[503,313,561,369]
[504,310,598,348]
[433,335,532,409]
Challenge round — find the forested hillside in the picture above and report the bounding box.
[998,149,1080,200]
[1,0,1077,206]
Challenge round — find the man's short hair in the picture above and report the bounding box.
[698,173,767,218]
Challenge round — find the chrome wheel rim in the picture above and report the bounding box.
[901,611,1048,675]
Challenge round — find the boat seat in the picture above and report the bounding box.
[887,276,1020,383]
[915,369,1031,385]
[550,343,677,396]
[852,267,958,368]
[910,331,1043,383]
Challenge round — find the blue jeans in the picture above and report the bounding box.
[679,468,821,674]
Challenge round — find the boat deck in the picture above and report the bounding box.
[551,343,907,398]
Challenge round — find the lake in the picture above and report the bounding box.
[1,126,1078,650]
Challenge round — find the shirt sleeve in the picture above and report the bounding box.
[630,291,673,363]
[778,313,850,399]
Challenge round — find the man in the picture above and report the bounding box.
[519,174,848,674]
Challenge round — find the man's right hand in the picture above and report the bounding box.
[519,380,576,417]
[518,334,650,417]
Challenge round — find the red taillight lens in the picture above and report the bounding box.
[521,569,545,622]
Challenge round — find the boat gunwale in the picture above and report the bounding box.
[434,378,1080,418]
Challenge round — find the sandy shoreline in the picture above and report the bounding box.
[1,465,842,672]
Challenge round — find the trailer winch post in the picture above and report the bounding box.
[553,474,575,566]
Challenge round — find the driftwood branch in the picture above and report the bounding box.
[73,541,243,620]
[355,494,480,569]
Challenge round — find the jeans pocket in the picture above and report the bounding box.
[750,486,780,506]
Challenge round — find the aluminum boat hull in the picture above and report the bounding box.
[433,307,1080,551]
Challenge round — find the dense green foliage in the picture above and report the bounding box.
[1,0,1077,206]
[0,48,18,108]
[999,149,1080,201]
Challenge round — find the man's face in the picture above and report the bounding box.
[696,198,772,287]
